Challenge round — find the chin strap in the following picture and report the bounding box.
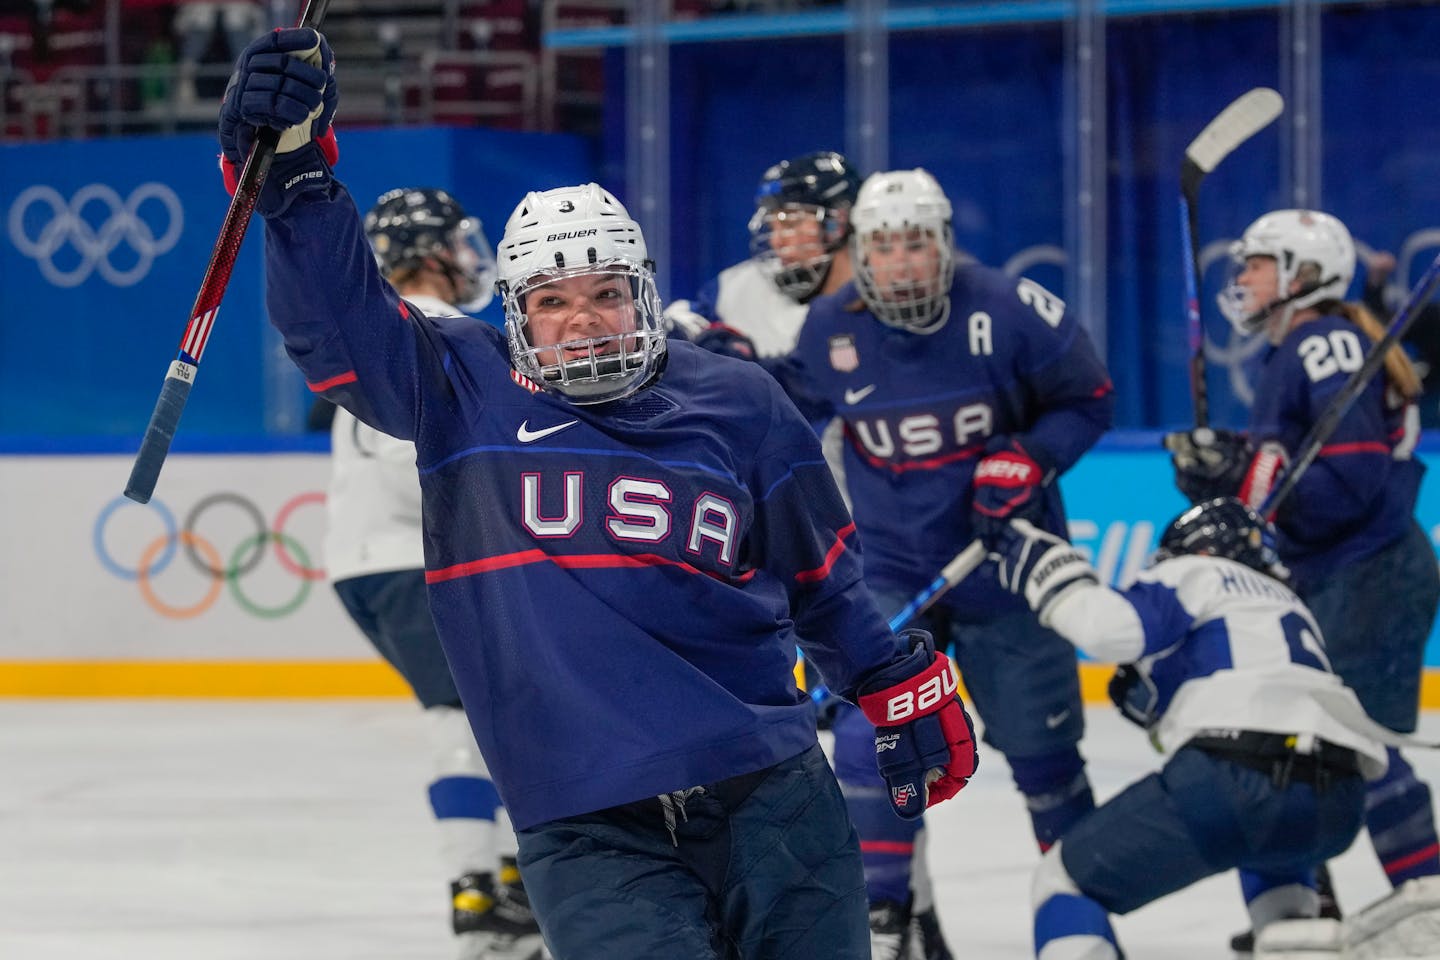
[1243,274,1342,333]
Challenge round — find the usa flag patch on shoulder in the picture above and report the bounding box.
[509,369,541,394]
[829,334,859,372]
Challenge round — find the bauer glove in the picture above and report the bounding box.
[857,629,978,820]
[972,437,1050,540]
[218,27,338,216]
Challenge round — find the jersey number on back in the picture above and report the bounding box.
[1016,278,1065,328]
[1298,329,1364,383]
[1281,611,1331,673]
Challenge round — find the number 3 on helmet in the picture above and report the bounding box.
[495,184,667,405]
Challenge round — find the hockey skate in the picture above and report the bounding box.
[909,906,954,960]
[1230,866,1342,957]
[868,899,913,960]
[452,871,547,960]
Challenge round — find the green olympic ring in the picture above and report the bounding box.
[226,531,313,619]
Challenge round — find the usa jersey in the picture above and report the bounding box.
[1249,314,1425,589]
[785,264,1114,616]
[262,181,904,830]
[663,258,808,357]
[1048,555,1386,777]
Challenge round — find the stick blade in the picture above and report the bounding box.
[1184,87,1284,175]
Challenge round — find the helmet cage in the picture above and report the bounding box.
[500,261,666,405]
[853,223,956,333]
[747,203,849,301]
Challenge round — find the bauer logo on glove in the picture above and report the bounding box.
[856,629,979,820]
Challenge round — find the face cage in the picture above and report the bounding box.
[1215,244,1279,336]
[502,263,667,405]
[853,225,956,333]
[747,204,846,302]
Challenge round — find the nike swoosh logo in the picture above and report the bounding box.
[517,419,579,443]
[844,384,877,405]
[1045,710,1071,730]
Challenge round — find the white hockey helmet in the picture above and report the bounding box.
[850,169,955,333]
[495,184,666,404]
[1217,209,1356,335]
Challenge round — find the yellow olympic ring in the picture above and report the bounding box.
[137,531,224,619]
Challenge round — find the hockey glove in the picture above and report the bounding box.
[991,518,1098,627]
[1238,441,1289,517]
[972,438,1050,540]
[218,27,338,216]
[857,629,978,820]
[1164,428,1251,505]
[1107,664,1160,730]
[693,323,759,362]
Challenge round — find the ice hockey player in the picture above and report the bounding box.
[218,27,977,960]
[775,167,1114,958]
[664,150,861,357]
[987,497,1385,959]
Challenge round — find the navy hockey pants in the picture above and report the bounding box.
[515,744,869,960]
[1059,744,1365,915]
[333,569,460,709]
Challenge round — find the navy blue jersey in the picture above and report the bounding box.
[784,264,1114,617]
[1249,314,1425,588]
[262,181,904,830]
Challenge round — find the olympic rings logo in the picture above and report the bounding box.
[93,492,326,620]
[7,183,183,288]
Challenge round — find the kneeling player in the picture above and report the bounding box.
[986,498,1386,958]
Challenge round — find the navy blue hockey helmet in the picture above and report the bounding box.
[364,187,496,312]
[1155,497,1286,579]
[748,151,862,301]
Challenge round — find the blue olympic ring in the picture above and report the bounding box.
[93,495,177,581]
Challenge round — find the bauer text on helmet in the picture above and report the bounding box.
[496,184,666,404]
[851,169,956,334]
[1217,209,1356,337]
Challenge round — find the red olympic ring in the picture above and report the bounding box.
[272,491,327,581]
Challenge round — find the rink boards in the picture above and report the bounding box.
[1,442,1437,702]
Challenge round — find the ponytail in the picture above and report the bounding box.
[1334,301,1423,403]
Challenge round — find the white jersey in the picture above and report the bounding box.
[323,293,463,583]
[1048,554,1388,778]
[663,258,809,357]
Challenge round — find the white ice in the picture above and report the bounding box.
[1,702,1436,959]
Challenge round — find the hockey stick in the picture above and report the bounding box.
[1180,87,1284,430]
[124,0,332,504]
[888,540,986,632]
[1259,249,1440,517]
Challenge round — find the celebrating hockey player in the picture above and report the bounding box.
[775,168,1115,957]
[989,498,1385,959]
[218,28,977,960]
[322,187,544,960]
[1166,211,1440,921]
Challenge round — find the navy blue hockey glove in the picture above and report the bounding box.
[972,438,1050,540]
[1164,428,1251,505]
[218,27,338,216]
[991,518,1098,626]
[857,629,977,820]
[1107,664,1160,730]
[693,323,759,362]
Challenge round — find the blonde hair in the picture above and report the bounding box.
[1298,300,1422,403]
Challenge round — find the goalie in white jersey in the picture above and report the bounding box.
[986,497,1387,959]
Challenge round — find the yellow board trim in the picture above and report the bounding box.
[1,661,1439,706]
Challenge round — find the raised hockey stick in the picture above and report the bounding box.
[124,0,332,504]
[1180,87,1284,430]
[888,540,986,632]
[1258,250,1440,518]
